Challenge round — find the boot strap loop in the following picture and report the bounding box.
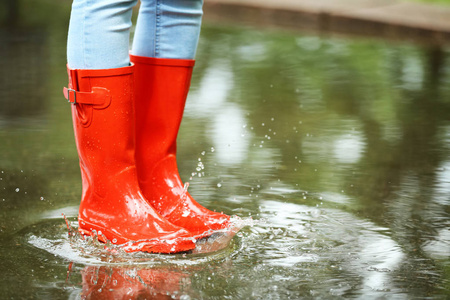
[63,87,111,109]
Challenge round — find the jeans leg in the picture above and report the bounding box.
[132,0,203,59]
[67,0,138,69]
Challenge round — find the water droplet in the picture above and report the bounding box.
[201,151,206,156]
[15,188,19,192]
[40,197,44,201]
[210,147,215,152]
[217,183,222,188]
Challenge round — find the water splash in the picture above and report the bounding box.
[193,216,256,254]
[26,214,256,266]
[62,214,129,262]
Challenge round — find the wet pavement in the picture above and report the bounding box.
[204,0,450,45]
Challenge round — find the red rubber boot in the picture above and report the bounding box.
[131,54,230,238]
[63,65,195,253]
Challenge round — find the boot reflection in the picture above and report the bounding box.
[80,265,190,299]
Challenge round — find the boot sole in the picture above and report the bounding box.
[78,219,196,254]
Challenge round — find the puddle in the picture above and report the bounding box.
[1,3,450,298]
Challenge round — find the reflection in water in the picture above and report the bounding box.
[186,59,253,165]
[212,104,250,166]
[332,132,365,164]
[434,160,450,206]
[22,218,243,299]
[76,265,191,300]
[401,54,424,91]
[187,59,233,115]
[256,200,409,297]
[422,227,450,259]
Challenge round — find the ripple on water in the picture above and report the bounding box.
[24,216,256,267]
[19,200,413,298]
[239,200,409,297]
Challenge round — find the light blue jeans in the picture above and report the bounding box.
[67,0,203,69]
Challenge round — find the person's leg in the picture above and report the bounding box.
[130,0,231,238]
[131,0,203,59]
[64,0,196,253]
[67,0,137,69]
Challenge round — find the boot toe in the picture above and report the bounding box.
[78,216,196,254]
[121,232,196,254]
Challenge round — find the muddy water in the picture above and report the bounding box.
[1,1,450,299]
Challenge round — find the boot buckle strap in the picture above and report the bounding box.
[63,87,111,109]
[65,88,77,104]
